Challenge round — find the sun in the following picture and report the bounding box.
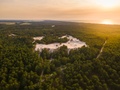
[101,20,113,25]
[95,0,119,9]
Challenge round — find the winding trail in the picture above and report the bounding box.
[40,70,44,77]
[40,70,45,82]
[96,40,107,59]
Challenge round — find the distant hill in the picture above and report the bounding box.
[0,20,80,25]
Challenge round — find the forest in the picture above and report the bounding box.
[0,21,120,90]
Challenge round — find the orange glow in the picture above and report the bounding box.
[101,20,113,25]
[0,0,120,24]
[95,0,119,9]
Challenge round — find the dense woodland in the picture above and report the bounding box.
[35,35,68,44]
[0,22,120,90]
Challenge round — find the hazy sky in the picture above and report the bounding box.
[0,0,120,23]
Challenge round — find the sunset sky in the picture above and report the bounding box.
[0,0,120,24]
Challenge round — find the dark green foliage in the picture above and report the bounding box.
[0,23,120,90]
[36,35,68,44]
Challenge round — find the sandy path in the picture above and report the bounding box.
[96,40,107,59]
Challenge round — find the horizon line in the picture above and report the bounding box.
[0,19,120,25]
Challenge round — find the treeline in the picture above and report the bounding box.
[0,23,120,90]
[35,35,68,44]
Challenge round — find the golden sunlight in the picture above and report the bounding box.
[96,0,119,8]
[101,20,113,25]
